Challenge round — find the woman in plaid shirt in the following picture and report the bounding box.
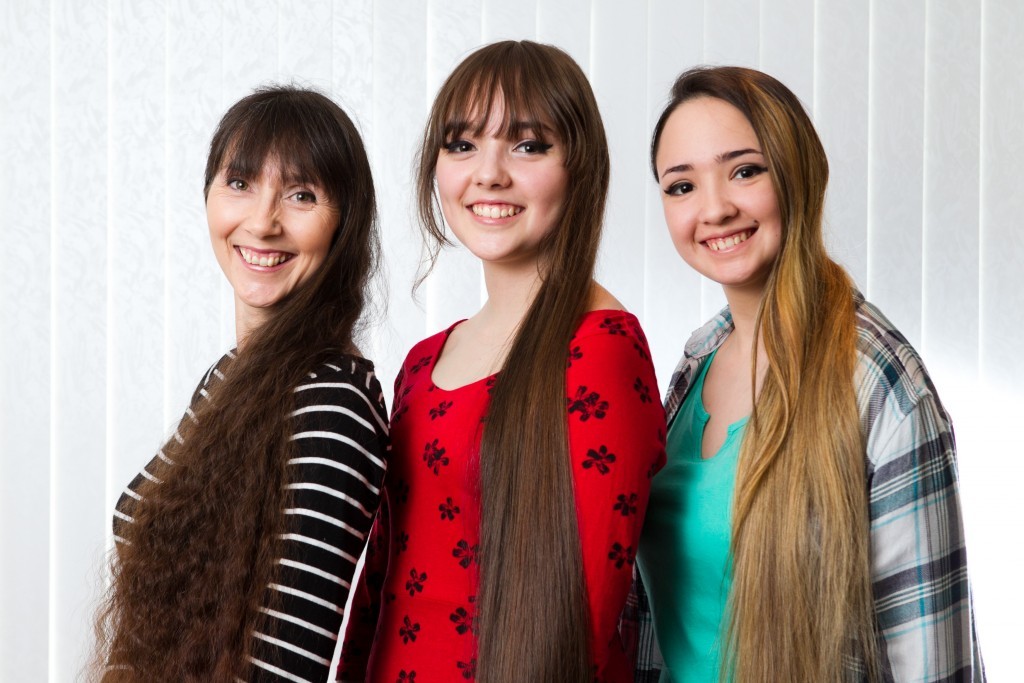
[623,66,984,682]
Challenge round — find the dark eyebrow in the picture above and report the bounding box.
[659,148,763,180]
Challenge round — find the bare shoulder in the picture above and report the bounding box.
[587,281,626,312]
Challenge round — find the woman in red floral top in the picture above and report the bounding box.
[340,41,666,683]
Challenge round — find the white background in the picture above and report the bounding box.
[1,0,1021,680]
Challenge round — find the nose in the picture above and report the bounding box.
[698,182,738,225]
[473,144,511,188]
[244,189,282,237]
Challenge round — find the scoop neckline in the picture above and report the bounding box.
[428,308,635,393]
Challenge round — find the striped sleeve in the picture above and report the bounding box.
[856,302,985,682]
[249,359,389,683]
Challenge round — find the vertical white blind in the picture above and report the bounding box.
[0,1,1019,680]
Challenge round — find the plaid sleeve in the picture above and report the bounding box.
[865,392,986,682]
[621,567,664,682]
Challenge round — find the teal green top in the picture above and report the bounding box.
[638,350,747,683]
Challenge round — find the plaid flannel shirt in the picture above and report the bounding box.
[621,292,985,682]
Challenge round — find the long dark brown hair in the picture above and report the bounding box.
[652,67,877,682]
[92,85,379,682]
[417,41,610,682]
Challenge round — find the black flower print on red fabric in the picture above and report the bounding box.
[608,542,636,569]
[399,615,420,644]
[582,445,617,475]
[396,671,417,682]
[628,319,651,360]
[422,438,449,474]
[457,658,477,679]
[392,384,412,423]
[600,317,627,336]
[410,354,433,374]
[395,531,409,554]
[439,497,461,521]
[429,400,453,420]
[452,540,478,568]
[567,344,583,368]
[484,376,497,395]
[567,386,609,421]
[633,377,652,403]
[613,493,639,516]
[450,606,472,635]
[405,568,427,596]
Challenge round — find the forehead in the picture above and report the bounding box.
[657,97,759,166]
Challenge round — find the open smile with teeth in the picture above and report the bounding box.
[238,246,293,267]
[706,229,754,252]
[471,203,522,219]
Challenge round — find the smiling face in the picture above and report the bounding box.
[434,101,569,273]
[655,96,782,299]
[206,158,339,337]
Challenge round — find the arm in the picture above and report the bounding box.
[336,493,390,682]
[567,318,667,676]
[867,393,985,681]
[337,366,407,682]
[250,361,389,683]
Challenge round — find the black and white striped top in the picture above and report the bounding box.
[114,351,389,682]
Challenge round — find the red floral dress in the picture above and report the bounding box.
[340,310,666,682]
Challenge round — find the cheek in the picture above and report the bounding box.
[662,203,698,252]
[434,160,462,206]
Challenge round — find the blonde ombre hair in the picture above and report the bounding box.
[651,67,878,682]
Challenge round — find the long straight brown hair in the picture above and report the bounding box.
[651,67,878,682]
[92,86,379,681]
[416,41,610,683]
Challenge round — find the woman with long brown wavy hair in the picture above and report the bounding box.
[92,85,389,682]
[622,66,984,682]
[339,41,666,683]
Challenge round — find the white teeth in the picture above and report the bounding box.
[707,230,751,252]
[240,247,290,267]
[472,204,520,218]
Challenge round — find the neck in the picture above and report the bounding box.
[234,301,267,351]
[723,282,766,359]
[476,261,545,332]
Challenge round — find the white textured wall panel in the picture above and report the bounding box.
[815,0,870,289]
[537,0,591,72]
[867,0,927,345]
[278,0,334,91]
[51,0,108,678]
[370,0,428,382]
[0,3,52,680]
[760,0,815,109]
[164,0,225,424]
[107,0,167,524]
[921,0,981,376]
[593,1,649,317]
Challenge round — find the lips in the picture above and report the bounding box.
[471,203,522,219]
[237,246,294,267]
